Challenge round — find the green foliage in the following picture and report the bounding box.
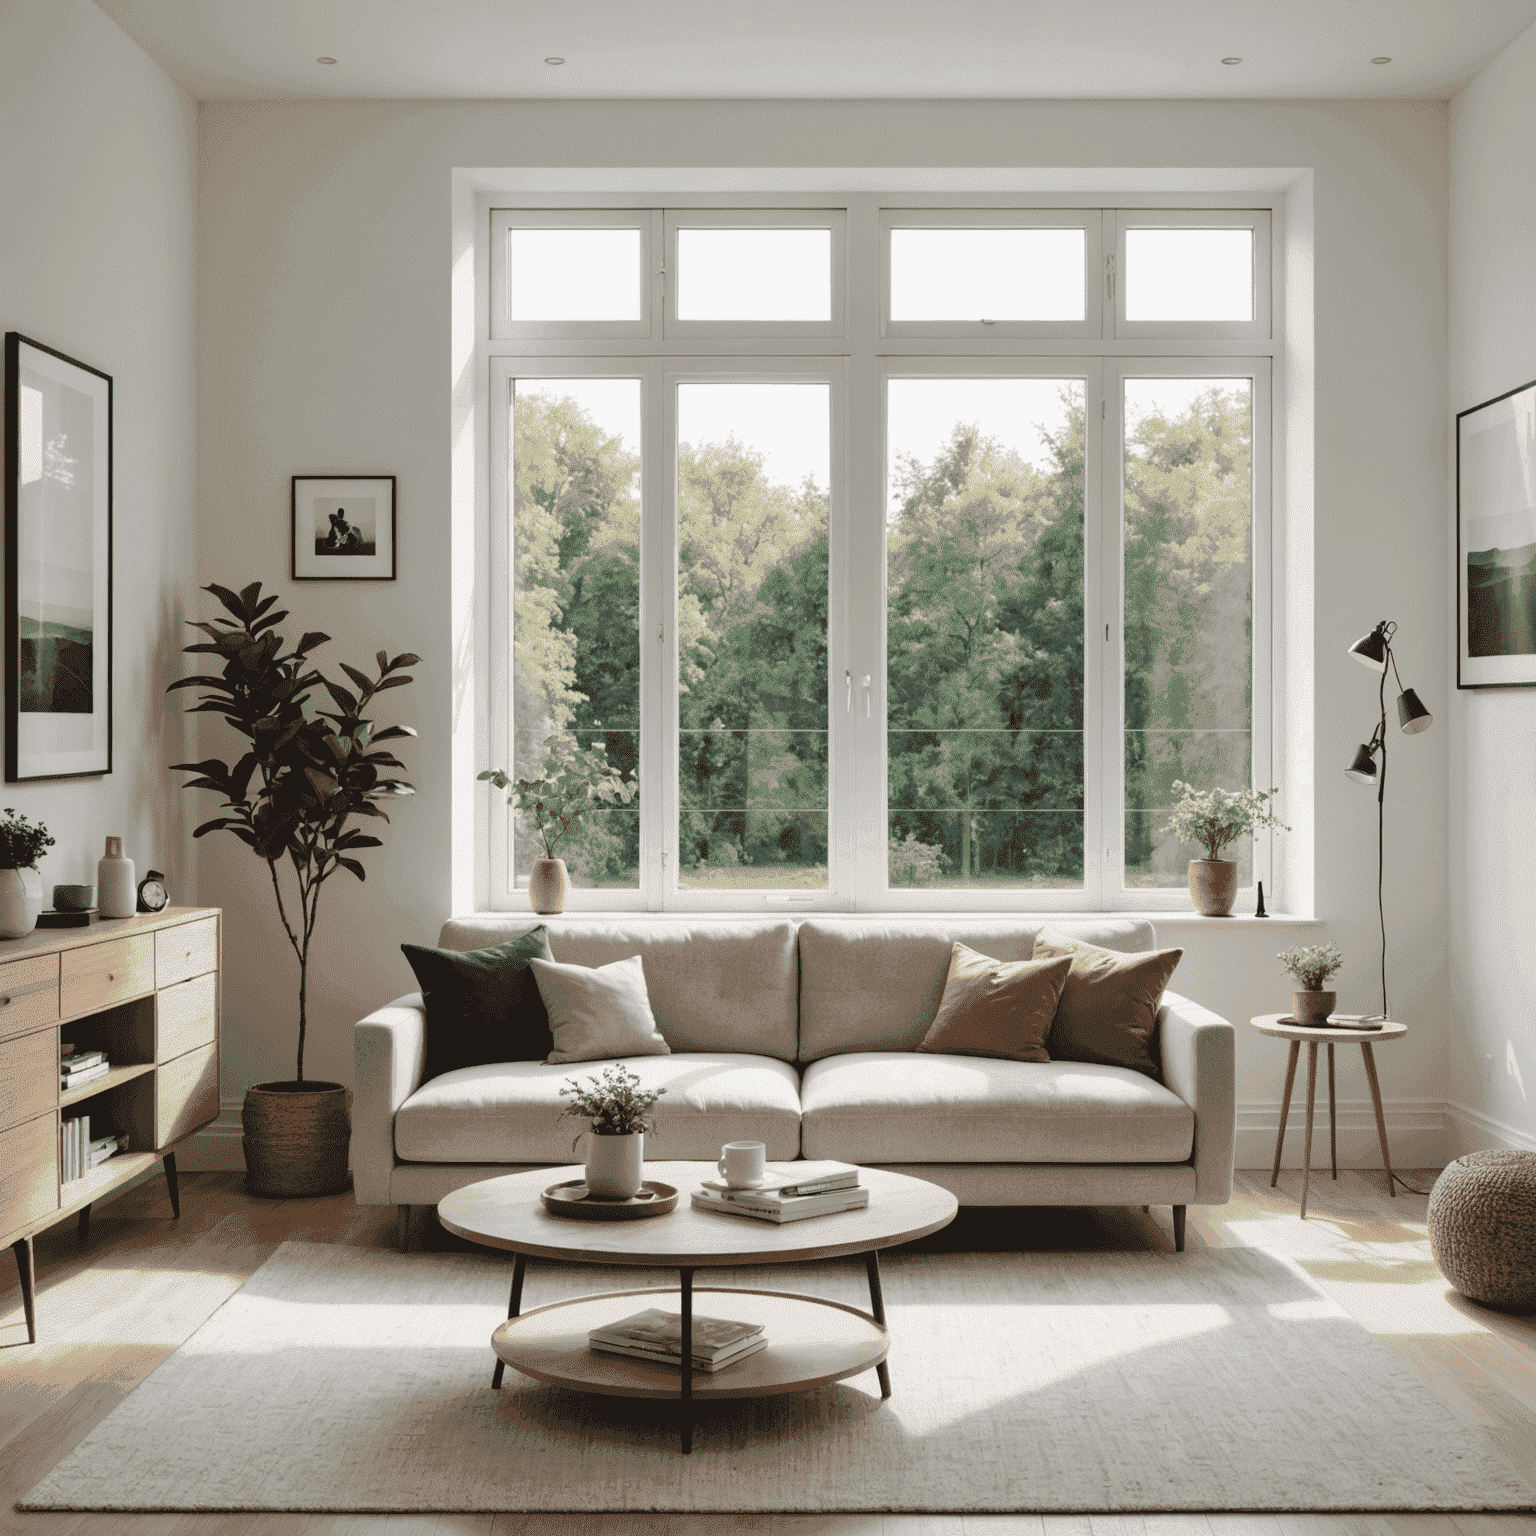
[479,737,636,861]
[1161,780,1287,862]
[0,808,53,869]
[557,1063,666,1147]
[166,582,418,1079]
[887,834,948,887]
[1278,941,1344,991]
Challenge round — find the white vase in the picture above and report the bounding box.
[97,836,136,918]
[529,857,568,915]
[585,1131,644,1199]
[0,866,44,938]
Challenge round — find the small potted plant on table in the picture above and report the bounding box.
[558,1064,666,1200]
[1278,941,1345,1026]
[1162,780,1288,916]
[0,809,53,938]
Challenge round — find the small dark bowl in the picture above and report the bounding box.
[53,883,94,912]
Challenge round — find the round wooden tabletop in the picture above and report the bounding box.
[1250,1013,1408,1044]
[437,1160,958,1268]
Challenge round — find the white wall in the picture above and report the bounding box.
[1448,24,1536,1155]
[0,3,197,918]
[195,98,1449,1170]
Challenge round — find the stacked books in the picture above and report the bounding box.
[691,1159,870,1223]
[59,1114,119,1182]
[588,1307,766,1372]
[61,1046,110,1091]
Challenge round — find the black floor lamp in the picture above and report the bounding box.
[1344,620,1432,1020]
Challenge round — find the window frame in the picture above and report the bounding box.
[1112,209,1273,342]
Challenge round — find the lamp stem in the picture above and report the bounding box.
[1376,649,1389,1020]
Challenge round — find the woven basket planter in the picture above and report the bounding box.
[1428,1149,1536,1309]
[242,1081,352,1198]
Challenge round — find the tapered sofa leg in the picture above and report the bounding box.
[397,1205,412,1252]
[1172,1206,1187,1252]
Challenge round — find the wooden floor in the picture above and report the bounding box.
[3,1165,1534,1536]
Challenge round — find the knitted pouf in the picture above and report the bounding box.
[1427,1149,1536,1308]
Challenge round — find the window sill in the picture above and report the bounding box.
[475,908,1323,926]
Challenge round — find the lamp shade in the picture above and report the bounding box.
[1398,688,1432,734]
[1346,743,1379,783]
[1348,623,1391,668]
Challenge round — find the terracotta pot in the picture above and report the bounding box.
[1188,858,1239,916]
[1293,989,1337,1026]
[585,1131,644,1199]
[242,1081,352,1198]
[0,866,44,939]
[529,857,568,915]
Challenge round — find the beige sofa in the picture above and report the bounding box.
[352,916,1235,1250]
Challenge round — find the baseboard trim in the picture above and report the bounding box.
[1443,1100,1536,1158]
[174,1100,247,1171]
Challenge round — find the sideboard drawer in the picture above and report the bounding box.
[155,917,218,990]
[0,1026,57,1134]
[157,1043,218,1149]
[0,1113,58,1238]
[60,934,154,1018]
[158,973,217,1062]
[0,954,59,1042]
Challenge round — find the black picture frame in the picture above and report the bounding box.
[4,332,113,781]
[291,474,397,581]
[1457,376,1536,689]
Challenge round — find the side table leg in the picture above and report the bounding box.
[1271,1042,1300,1187]
[163,1151,180,1220]
[864,1250,892,1398]
[1361,1042,1396,1198]
[10,1235,36,1344]
[78,1203,92,1246]
[491,1253,527,1390]
[1300,1042,1318,1220]
[1328,1044,1338,1180]
[679,1267,695,1453]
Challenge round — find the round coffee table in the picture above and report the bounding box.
[437,1160,958,1453]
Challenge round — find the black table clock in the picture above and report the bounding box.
[136,869,170,913]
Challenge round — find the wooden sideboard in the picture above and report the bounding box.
[1,907,221,1342]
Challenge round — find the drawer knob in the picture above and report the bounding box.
[0,996,9,1007]
[107,972,115,982]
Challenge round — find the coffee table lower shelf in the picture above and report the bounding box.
[492,1285,889,1404]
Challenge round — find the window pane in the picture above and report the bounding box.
[1124,229,1253,322]
[508,229,642,322]
[511,379,641,888]
[890,228,1085,322]
[1123,378,1253,888]
[674,229,832,321]
[886,378,1086,889]
[676,383,830,888]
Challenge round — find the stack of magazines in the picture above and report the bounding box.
[61,1045,110,1091]
[691,1159,869,1223]
[588,1307,766,1372]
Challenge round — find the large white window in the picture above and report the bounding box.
[482,199,1277,911]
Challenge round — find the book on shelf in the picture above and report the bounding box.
[691,1186,871,1223]
[61,1113,92,1182]
[588,1307,764,1360]
[589,1336,769,1373]
[61,1060,110,1089]
[61,1047,107,1068]
[699,1159,860,1199]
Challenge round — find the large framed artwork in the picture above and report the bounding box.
[1458,377,1536,689]
[292,475,397,580]
[3,333,112,781]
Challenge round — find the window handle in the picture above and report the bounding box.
[861,674,871,718]
[845,669,851,713]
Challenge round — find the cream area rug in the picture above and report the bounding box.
[22,1238,1535,1514]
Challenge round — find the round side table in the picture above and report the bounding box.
[1250,1014,1408,1219]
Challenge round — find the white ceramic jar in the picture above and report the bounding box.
[97,836,137,918]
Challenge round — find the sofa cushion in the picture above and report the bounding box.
[916,945,1071,1063]
[531,954,670,1064]
[799,1051,1194,1164]
[796,918,1158,1062]
[394,1051,803,1164]
[437,918,799,1061]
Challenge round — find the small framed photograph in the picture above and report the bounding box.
[1458,379,1536,688]
[4,333,113,782]
[291,475,396,581]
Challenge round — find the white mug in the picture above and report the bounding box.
[717,1141,766,1188]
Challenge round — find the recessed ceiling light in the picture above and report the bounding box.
[1221,57,1242,66]
[316,56,336,65]
[1371,56,1392,65]
[544,56,565,65]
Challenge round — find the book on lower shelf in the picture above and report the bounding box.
[691,1186,871,1223]
[589,1336,769,1372]
[587,1307,765,1362]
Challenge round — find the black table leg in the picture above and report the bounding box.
[78,1203,92,1245]
[491,1253,527,1390]
[163,1151,180,1219]
[679,1267,695,1453]
[864,1250,891,1398]
[10,1235,36,1344]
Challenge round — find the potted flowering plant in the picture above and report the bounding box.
[557,1064,666,1199]
[0,809,54,938]
[1161,780,1288,916]
[1278,941,1344,1026]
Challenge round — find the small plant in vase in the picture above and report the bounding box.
[558,1064,666,1200]
[479,736,635,915]
[1162,781,1288,916]
[0,809,54,938]
[1278,941,1344,1026]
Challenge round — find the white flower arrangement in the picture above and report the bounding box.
[1161,781,1289,862]
[1277,941,1344,991]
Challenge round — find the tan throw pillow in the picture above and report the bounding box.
[916,943,1073,1063]
[530,954,671,1065]
[1031,927,1183,1081]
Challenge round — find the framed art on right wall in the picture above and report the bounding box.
[1458,376,1536,689]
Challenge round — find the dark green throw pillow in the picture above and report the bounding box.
[401,928,554,1081]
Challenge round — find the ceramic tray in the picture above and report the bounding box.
[541,1179,679,1220]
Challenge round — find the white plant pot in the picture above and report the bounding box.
[0,866,44,939]
[585,1130,644,1199]
[529,857,568,915]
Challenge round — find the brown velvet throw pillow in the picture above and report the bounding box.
[916,943,1073,1062]
[1031,927,1183,1081]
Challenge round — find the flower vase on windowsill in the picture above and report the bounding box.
[1163,781,1289,917]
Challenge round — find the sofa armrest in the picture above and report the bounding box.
[351,992,426,1205]
[1159,989,1236,1205]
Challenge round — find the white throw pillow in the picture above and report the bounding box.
[530,954,671,1064]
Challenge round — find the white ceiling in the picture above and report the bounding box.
[93,0,1536,103]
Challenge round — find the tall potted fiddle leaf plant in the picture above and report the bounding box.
[168,582,418,1197]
